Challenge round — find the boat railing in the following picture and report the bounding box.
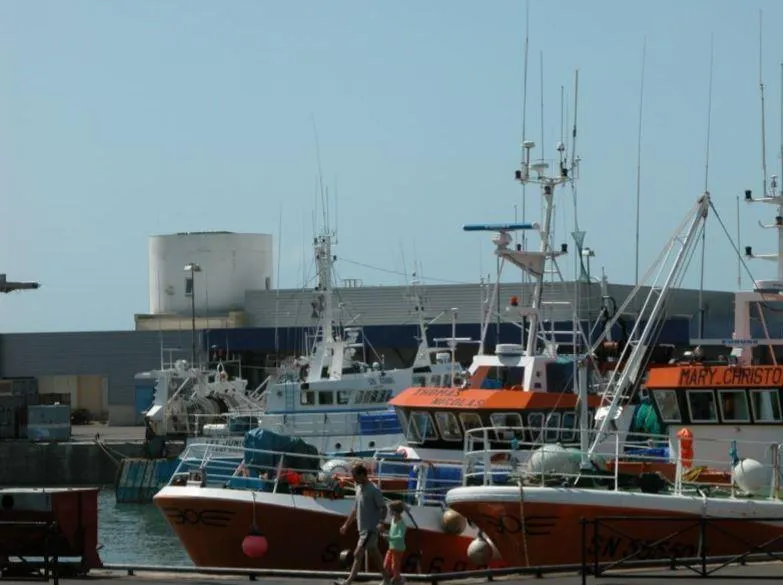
[461,426,783,500]
[187,408,401,439]
[168,440,466,505]
[246,374,273,400]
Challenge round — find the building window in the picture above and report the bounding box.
[750,389,782,422]
[185,277,193,296]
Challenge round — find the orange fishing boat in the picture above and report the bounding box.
[446,188,783,567]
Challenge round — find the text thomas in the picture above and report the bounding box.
[412,387,486,408]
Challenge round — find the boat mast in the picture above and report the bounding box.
[586,194,711,458]
[514,140,573,356]
[307,167,340,381]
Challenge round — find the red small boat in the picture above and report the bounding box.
[0,487,103,575]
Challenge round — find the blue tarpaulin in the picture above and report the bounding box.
[243,428,320,474]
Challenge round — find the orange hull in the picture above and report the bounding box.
[154,487,504,573]
[449,496,783,567]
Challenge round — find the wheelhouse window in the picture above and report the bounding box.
[459,412,483,436]
[561,412,577,442]
[442,374,452,387]
[545,413,561,441]
[718,390,750,423]
[318,391,334,405]
[300,390,315,406]
[501,366,525,389]
[435,412,462,441]
[430,375,441,387]
[750,389,783,422]
[545,362,574,394]
[489,412,522,442]
[527,412,545,442]
[687,390,718,423]
[652,389,682,423]
[336,390,351,405]
[412,374,427,387]
[407,411,437,443]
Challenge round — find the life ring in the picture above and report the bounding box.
[321,458,352,476]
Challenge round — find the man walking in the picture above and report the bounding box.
[335,463,389,585]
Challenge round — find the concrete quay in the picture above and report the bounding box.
[2,562,782,584]
[0,424,182,487]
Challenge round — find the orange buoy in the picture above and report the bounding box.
[242,529,268,558]
[676,427,694,469]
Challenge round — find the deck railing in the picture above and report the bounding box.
[461,425,783,499]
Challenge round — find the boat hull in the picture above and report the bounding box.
[154,485,503,573]
[446,486,783,567]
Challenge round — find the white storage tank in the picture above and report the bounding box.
[148,232,273,314]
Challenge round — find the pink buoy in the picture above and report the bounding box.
[242,531,268,558]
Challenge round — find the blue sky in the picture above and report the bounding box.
[2,0,783,333]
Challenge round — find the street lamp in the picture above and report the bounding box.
[184,263,202,367]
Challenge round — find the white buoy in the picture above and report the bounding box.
[526,444,581,476]
[733,458,770,495]
[467,536,493,565]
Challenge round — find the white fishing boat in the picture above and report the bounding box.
[139,225,467,455]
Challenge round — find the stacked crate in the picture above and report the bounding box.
[0,378,40,439]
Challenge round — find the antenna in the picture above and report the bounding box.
[634,38,647,286]
[539,50,545,158]
[570,71,579,181]
[736,195,742,289]
[520,0,530,252]
[274,204,283,354]
[704,35,714,192]
[698,36,714,339]
[760,10,769,198]
[156,269,163,368]
[311,117,328,232]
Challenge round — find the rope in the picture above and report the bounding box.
[93,439,121,468]
[517,478,530,567]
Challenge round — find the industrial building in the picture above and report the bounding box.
[0,231,759,425]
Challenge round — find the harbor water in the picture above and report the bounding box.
[98,489,192,566]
